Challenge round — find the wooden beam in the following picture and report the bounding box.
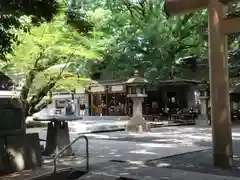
[208,0,233,168]
[219,0,240,3]
[164,0,209,17]
[164,0,236,17]
[221,17,240,35]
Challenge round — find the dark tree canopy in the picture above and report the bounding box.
[0,0,60,61]
[0,0,59,22]
[0,14,21,61]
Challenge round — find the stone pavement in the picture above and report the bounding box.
[27,119,181,134]
[67,120,181,133]
[88,161,240,180]
[3,161,240,180]
[146,149,240,177]
[26,126,240,179]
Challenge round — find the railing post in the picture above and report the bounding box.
[53,135,89,173]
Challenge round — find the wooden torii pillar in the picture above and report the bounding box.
[164,0,240,168]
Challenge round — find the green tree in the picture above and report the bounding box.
[6,13,100,116]
[0,0,60,61]
[86,0,208,83]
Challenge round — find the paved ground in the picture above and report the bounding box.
[28,126,208,165]
[146,149,240,177]
[27,125,240,179]
[27,113,185,132]
[27,118,179,133]
[88,161,240,180]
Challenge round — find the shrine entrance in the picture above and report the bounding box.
[89,81,130,116]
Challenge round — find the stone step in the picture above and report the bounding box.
[76,172,137,180]
[76,172,119,180]
[83,116,129,121]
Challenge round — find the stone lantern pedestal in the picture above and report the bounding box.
[125,70,150,132]
[197,96,209,125]
[196,83,209,126]
[126,94,150,132]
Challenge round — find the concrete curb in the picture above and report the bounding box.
[26,121,48,128]
[77,128,126,135]
[27,123,183,130]
[26,121,184,129]
[75,123,184,135]
[145,149,210,165]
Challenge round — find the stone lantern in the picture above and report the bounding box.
[197,82,209,125]
[125,70,150,132]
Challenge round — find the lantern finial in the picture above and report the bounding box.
[134,70,139,76]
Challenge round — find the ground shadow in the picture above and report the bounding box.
[146,136,240,177]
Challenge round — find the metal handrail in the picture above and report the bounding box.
[53,135,89,173]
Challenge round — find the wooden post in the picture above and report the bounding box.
[106,86,109,116]
[208,0,233,168]
[90,93,94,115]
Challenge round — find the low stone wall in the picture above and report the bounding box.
[0,133,42,176]
[26,116,130,128]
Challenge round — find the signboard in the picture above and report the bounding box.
[0,106,22,130]
[0,98,24,136]
[111,85,123,92]
[90,86,105,93]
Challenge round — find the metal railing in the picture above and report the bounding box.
[53,135,89,173]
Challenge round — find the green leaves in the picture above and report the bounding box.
[0,0,61,61]
[0,0,59,22]
[4,7,105,114]
[88,0,208,82]
[0,14,21,61]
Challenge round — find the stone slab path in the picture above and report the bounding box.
[27,126,240,179]
[88,161,240,180]
[146,149,240,177]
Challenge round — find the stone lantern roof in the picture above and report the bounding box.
[197,80,209,90]
[125,70,148,86]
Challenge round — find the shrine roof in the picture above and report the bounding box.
[88,79,126,87]
[88,77,205,88]
[157,78,205,85]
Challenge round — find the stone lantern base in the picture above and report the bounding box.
[126,114,150,132]
[196,95,209,126]
[196,115,209,126]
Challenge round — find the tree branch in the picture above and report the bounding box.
[175,43,200,54]
[27,45,78,115]
[28,77,58,115]
[20,49,45,102]
[29,91,53,115]
[122,0,134,17]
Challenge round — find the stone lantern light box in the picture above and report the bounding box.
[125,70,150,132]
[126,70,148,97]
[196,82,209,125]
